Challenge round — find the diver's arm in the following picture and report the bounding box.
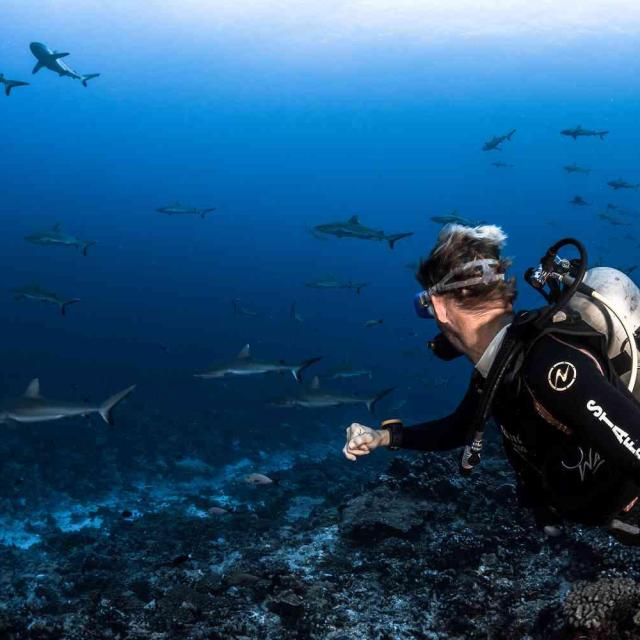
[393,375,480,452]
[525,336,640,479]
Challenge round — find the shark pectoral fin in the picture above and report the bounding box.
[24,378,41,398]
[32,61,44,74]
[347,215,360,224]
[82,241,96,256]
[310,376,321,390]
[99,385,136,425]
[237,344,251,359]
[52,52,70,59]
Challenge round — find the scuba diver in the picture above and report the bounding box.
[343,223,640,544]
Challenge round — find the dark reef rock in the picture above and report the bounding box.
[340,485,430,540]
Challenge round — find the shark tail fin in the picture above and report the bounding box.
[366,387,396,414]
[200,208,216,219]
[82,241,96,256]
[81,73,100,87]
[60,299,81,316]
[292,357,322,383]
[99,385,136,425]
[387,232,414,250]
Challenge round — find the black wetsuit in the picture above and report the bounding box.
[394,332,640,528]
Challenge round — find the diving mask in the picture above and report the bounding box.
[414,258,505,319]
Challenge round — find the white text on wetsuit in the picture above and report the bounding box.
[587,399,640,461]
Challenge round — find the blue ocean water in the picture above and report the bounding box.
[2,3,640,635]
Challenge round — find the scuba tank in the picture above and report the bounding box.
[566,267,640,400]
[460,238,640,475]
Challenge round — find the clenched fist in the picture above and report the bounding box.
[343,423,390,461]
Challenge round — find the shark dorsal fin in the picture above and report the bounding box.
[347,215,360,225]
[24,378,41,398]
[311,376,320,390]
[237,344,251,359]
[52,223,61,231]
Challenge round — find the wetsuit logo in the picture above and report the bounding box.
[561,447,605,482]
[587,399,640,461]
[548,361,577,391]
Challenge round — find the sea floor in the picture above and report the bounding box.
[1,435,640,639]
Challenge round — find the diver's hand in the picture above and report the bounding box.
[343,423,390,461]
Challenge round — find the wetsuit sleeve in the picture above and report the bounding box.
[396,375,480,451]
[524,335,640,480]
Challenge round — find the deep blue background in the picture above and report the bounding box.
[1,4,640,464]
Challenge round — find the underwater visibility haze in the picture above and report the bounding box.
[2,0,640,637]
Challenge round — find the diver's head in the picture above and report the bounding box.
[416,224,516,362]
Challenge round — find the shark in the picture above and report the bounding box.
[270,376,395,414]
[0,74,29,96]
[305,277,367,294]
[0,379,135,425]
[560,125,609,140]
[194,344,321,383]
[313,215,413,250]
[326,362,373,381]
[491,161,514,168]
[482,129,516,151]
[563,163,591,174]
[607,179,639,191]
[13,284,80,316]
[25,223,95,256]
[569,195,590,207]
[29,42,100,87]
[156,202,216,219]
[430,211,486,226]
[598,212,631,227]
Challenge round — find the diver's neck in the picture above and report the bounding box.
[467,311,513,365]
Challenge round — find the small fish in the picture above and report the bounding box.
[208,506,230,516]
[364,319,384,327]
[313,215,413,250]
[158,554,192,569]
[561,125,608,140]
[25,223,95,256]
[608,179,639,191]
[156,201,215,219]
[0,73,29,96]
[13,284,80,316]
[482,129,516,151]
[244,473,274,485]
[563,163,591,174]
[121,510,133,519]
[194,344,322,383]
[569,195,590,206]
[305,277,367,295]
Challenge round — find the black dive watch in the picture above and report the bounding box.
[379,419,403,450]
